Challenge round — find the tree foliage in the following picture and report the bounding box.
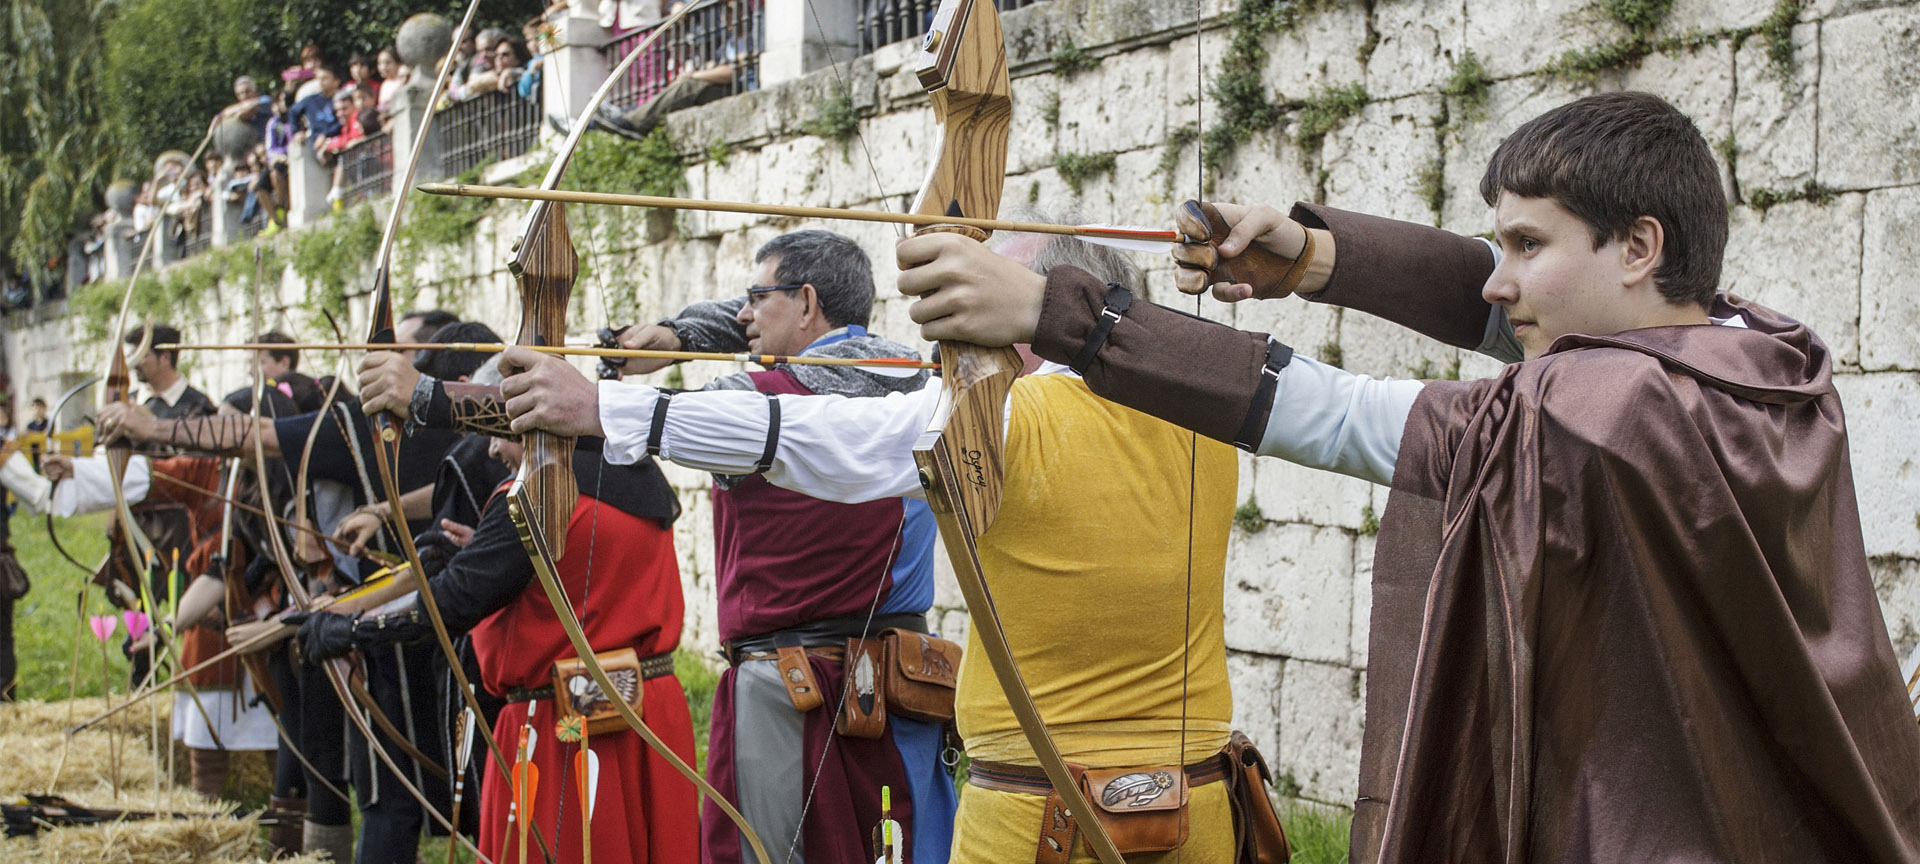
[1,0,118,275]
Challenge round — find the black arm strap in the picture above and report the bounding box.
[754,394,781,474]
[646,391,674,457]
[1069,284,1135,375]
[1233,338,1295,453]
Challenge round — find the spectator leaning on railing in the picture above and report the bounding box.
[376,46,410,121]
[289,65,344,143]
[348,53,383,105]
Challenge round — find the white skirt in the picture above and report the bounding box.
[170,669,280,751]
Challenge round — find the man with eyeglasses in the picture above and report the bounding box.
[606,229,954,864]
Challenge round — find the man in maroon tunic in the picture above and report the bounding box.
[891,91,1920,863]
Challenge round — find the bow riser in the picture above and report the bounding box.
[511,201,581,562]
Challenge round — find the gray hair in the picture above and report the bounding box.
[754,230,875,328]
[992,207,1144,292]
[477,27,509,48]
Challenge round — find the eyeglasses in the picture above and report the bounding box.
[745,283,805,307]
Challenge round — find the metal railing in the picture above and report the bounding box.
[600,0,765,113]
[339,131,395,206]
[861,0,1050,54]
[437,90,543,178]
[180,204,214,258]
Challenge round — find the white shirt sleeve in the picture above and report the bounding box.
[46,454,151,517]
[598,379,938,503]
[1257,355,1424,487]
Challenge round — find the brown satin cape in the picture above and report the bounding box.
[1359,295,1920,863]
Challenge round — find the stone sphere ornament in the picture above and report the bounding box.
[398,13,455,69]
[106,180,139,217]
[214,116,262,162]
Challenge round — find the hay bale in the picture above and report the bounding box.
[5,813,258,863]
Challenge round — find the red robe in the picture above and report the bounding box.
[472,490,698,864]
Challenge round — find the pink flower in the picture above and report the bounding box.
[89,614,118,642]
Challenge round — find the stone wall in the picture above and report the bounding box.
[9,0,1918,810]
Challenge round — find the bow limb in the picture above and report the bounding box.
[506,483,776,864]
[905,4,1127,863]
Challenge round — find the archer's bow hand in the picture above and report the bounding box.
[298,604,433,663]
[896,232,1045,347]
[95,402,159,445]
[358,351,422,420]
[1171,201,1312,302]
[499,346,605,438]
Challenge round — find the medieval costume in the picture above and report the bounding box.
[596,360,1245,864]
[1018,203,1920,863]
[301,444,699,864]
[649,298,959,864]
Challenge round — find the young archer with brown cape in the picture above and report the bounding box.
[892,91,1920,863]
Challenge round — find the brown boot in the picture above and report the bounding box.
[187,746,231,799]
[304,821,355,862]
[268,796,306,857]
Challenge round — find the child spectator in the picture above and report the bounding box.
[289,65,343,141]
[375,46,410,120]
[347,53,382,104]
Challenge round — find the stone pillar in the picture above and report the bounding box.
[156,214,182,269]
[542,5,612,142]
[760,0,860,88]
[287,138,333,229]
[387,83,443,187]
[209,194,245,248]
[102,223,137,280]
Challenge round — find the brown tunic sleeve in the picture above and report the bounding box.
[1030,265,1274,444]
[1291,203,1498,350]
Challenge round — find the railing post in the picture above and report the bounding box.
[287,139,333,229]
[209,185,245,248]
[389,83,443,188]
[543,5,611,143]
[102,222,137,280]
[156,214,182,269]
[761,0,857,88]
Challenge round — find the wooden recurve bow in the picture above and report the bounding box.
[904,3,1128,863]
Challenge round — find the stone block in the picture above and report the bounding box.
[1259,3,1370,102]
[1008,76,1060,176]
[1223,522,1355,663]
[1873,555,1920,659]
[1834,372,1920,559]
[1321,94,1446,226]
[1208,131,1319,220]
[1274,658,1364,804]
[1463,0,1631,79]
[1229,292,1341,356]
[1665,0,1778,34]
[1162,29,1233,148]
[1351,533,1376,668]
[758,136,837,210]
[1720,194,1863,366]
[1456,348,1506,380]
[1250,457,1377,531]
[1809,0,1913,28]
[1862,186,1920,371]
[1818,7,1920,189]
[862,106,935,200]
[1732,22,1818,193]
[1339,305,1463,382]
[1069,148,1176,228]
[1622,41,1736,179]
[1366,0,1468,100]
[1227,651,1285,759]
[1061,45,1170,156]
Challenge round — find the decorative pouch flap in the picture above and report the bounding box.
[1083,766,1190,814]
[886,628,962,687]
[552,647,644,737]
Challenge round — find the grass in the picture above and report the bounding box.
[12,511,122,701]
[1283,800,1354,864]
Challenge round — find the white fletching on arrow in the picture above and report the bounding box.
[585,749,602,817]
[1075,225,1177,256]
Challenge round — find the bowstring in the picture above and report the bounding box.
[1176,2,1205,856]
[799,0,900,227]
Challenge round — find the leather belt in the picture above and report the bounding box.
[504,650,676,703]
[721,612,928,666]
[730,645,846,665]
[967,753,1231,796]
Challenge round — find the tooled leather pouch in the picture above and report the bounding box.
[775,645,825,713]
[836,637,888,739]
[1077,764,1190,855]
[881,627,962,722]
[552,648,644,737]
[1225,732,1291,864]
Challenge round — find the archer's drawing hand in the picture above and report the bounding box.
[96,402,159,445]
[897,232,1044,346]
[1172,201,1306,301]
[612,324,682,376]
[337,506,386,558]
[358,351,421,419]
[500,346,605,438]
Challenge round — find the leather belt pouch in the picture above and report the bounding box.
[776,645,826,713]
[836,637,888,739]
[1079,763,1191,856]
[881,627,962,722]
[552,648,645,737]
[1224,731,1291,864]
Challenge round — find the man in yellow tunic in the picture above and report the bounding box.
[489,229,1252,864]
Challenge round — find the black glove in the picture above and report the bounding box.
[597,325,632,380]
[413,528,460,578]
[297,610,360,663]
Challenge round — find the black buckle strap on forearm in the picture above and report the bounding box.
[1070,283,1135,375]
[1233,338,1295,453]
[754,393,781,473]
[645,390,674,457]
